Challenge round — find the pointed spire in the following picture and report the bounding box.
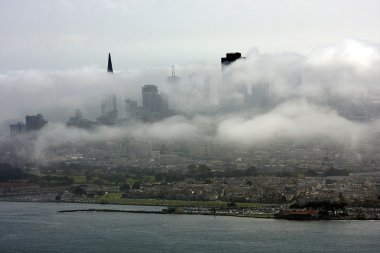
[107,53,113,73]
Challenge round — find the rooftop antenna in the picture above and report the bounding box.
[167,64,180,83]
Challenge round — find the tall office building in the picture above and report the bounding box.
[25,114,47,133]
[142,85,160,122]
[142,85,159,111]
[97,53,117,125]
[221,52,244,70]
[159,92,169,117]
[9,122,26,140]
[125,99,139,120]
[101,94,117,116]
[141,85,169,122]
[67,109,95,129]
[107,53,113,73]
[97,94,118,125]
[220,52,248,101]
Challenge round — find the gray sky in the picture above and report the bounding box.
[1,0,380,71]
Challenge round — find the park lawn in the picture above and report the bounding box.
[102,192,122,199]
[236,202,259,208]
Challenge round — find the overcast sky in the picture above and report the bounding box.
[1,0,380,71]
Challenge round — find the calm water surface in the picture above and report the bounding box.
[0,201,379,253]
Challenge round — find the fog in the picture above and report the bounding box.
[1,39,380,161]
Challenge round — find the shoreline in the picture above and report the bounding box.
[57,208,380,221]
[57,208,274,218]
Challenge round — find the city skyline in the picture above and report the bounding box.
[0,0,379,166]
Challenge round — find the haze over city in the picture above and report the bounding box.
[1,40,380,161]
[1,2,380,251]
[0,1,379,166]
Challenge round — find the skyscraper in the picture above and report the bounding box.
[97,94,118,125]
[101,94,117,116]
[141,85,169,122]
[220,52,248,101]
[97,53,118,125]
[221,52,244,70]
[67,109,95,129]
[9,122,26,140]
[125,99,139,120]
[25,114,47,133]
[142,85,159,112]
[142,85,159,122]
[107,53,113,73]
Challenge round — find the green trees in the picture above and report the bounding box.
[132,182,141,190]
[119,183,131,192]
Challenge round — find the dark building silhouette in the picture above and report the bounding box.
[221,52,244,69]
[107,53,113,73]
[9,122,26,140]
[25,114,47,133]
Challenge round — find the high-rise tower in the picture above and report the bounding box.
[141,85,168,122]
[25,114,47,132]
[107,53,113,73]
[10,122,26,140]
[221,52,244,70]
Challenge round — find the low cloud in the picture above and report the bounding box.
[1,39,380,162]
[216,99,368,146]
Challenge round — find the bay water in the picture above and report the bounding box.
[0,202,379,253]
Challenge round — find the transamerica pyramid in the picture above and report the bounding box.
[107,53,113,73]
